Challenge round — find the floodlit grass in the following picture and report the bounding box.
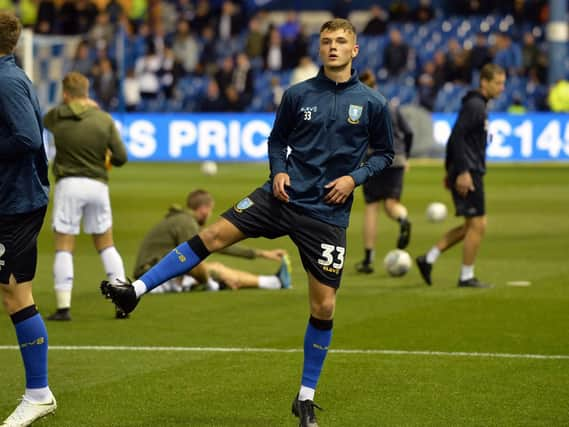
[1,162,568,426]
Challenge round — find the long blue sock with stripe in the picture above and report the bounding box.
[139,236,210,292]
[12,305,49,389]
[301,316,333,390]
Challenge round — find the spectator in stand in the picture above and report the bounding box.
[128,0,148,32]
[412,0,434,22]
[280,11,302,69]
[469,32,492,72]
[76,0,98,34]
[417,60,437,111]
[264,27,284,71]
[383,29,409,77]
[171,20,199,75]
[446,38,471,84]
[245,15,265,60]
[192,0,212,35]
[147,21,167,58]
[199,80,225,112]
[88,11,114,51]
[214,55,234,96]
[548,79,569,112]
[290,56,319,86]
[363,5,388,36]
[92,57,118,110]
[124,68,141,112]
[197,24,217,76]
[69,40,94,77]
[215,0,243,41]
[493,32,522,76]
[231,52,254,109]
[521,32,539,76]
[135,42,162,100]
[160,47,183,100]
[35,0,56,34]
[105,0,124,25]
[433,50,448,89]
[175,0,195,23]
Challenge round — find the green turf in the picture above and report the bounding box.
[1,162,568,426]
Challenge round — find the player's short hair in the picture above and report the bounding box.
[62,72,90,98]
[186,190,213,210]
[480,63,505,83]
[359,69,376,88]
[0,10,22,55]
[320,18,357,40]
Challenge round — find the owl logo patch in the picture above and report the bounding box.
[347,104,363,124]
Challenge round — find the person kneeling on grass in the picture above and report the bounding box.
[131,189,292,298]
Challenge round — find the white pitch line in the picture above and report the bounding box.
[0,345,568,360]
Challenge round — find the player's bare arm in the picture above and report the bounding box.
[324,175,356,204]
[273,172,290,202]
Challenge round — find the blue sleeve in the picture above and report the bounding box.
[267,89,295,177]
[350,102,394,186]
[0,79,43,159]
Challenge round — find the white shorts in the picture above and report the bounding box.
[52,177,112,235]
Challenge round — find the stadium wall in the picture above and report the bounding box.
[107,112,569,162]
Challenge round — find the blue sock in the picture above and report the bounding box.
[140,236,210,292]
[301,316,333,390]
[11,305,48,389]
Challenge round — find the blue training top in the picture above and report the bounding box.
[0,55,49,214]
[263,67,394,228]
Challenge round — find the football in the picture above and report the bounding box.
[201,160,218,176]
[426,202,447,222]
[383,249,412,277]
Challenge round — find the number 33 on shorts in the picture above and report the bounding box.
[318,243,345,274]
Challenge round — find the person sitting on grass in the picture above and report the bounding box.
[132,189,292,295]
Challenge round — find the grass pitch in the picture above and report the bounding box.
[1,162,568,426]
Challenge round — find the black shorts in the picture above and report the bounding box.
[362,167,404,203]
[0,206,47,284]
[450,172,485,217]
[221,188,346,288]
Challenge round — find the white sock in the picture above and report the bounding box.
[206,277,220,291]
[298,385,315,401]
[460,264,474,281]
[54,251,73,309]
[258,276,281,289]
[426,246,441,264]
[100,246,125,283]
[24,387,53,404]
[133,280,148,297]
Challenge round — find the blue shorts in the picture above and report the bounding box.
[221,188,346,288]
[0,206,47,284]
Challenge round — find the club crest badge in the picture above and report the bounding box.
[347,104,363,124]
[234,197,254,213]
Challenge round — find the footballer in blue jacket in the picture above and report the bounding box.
[101,18,394,427]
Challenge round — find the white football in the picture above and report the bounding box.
[426,202,447,223]
[383,249,412,277]
[201,161,218,176]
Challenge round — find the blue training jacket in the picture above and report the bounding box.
[0,55,49,214]
[263,67,394,228]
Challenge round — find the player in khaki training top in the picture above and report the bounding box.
[43,72,128,321]
[134,190,292,293]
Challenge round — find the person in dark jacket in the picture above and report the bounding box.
[416,63,506,288]
[0,10,57,426]
[356,69,414,274]
[100,18,394,427]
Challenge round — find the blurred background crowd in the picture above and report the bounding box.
[3,0,569,113]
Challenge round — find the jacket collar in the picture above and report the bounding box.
[0,54,15,65]
[316,66,359,89]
